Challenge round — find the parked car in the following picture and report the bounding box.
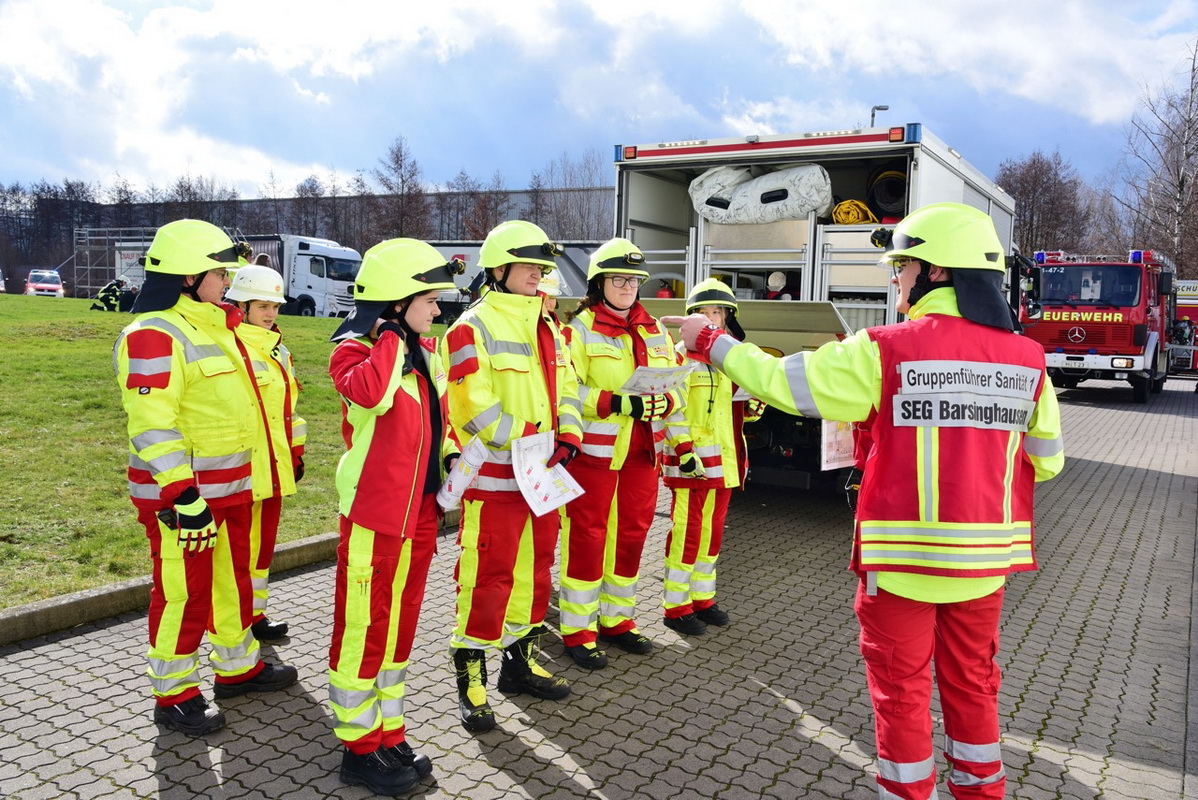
[25,269,64,297]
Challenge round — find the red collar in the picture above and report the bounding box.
[590,301,657,337]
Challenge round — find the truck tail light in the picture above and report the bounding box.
[615,145,637,161]
[888,127,905,142]
[1133,324,1148,346]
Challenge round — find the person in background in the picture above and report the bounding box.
[92,275,126,311]
[664,203,1064,800]
[558,238,684,668]
[327,239,462,795]
[660,278,763,636]
[539,267,564,327]
[440,220,583,732]
[113,220,297,737]
[223,264,306,642]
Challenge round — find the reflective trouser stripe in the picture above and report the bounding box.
[451,491,557,649]
[663,486,731,611]
[560,454,659,642]
[945,737,1005,790]
[247,496,282,619]
[855,583,1005,800]
[328,500,438,751]
[208,501,260,678]
[141,506,213,699]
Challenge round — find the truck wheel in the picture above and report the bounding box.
[298,298,316,317]
[1130,374,1149,404]
[1150,351,1168,394]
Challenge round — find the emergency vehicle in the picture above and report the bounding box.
[613,123,1016,487]
[1171,279,1198,374]
[1019,249,1176,402]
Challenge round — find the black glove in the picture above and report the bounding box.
[294,455,305,482]
[614,393,670,421]
[547,441,579,468]
[166,487,217,554]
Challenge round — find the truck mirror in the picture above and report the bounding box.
[1025,300,1043,321]
[1159,272,1173,296]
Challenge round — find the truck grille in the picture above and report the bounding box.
[1034,324,1128,349]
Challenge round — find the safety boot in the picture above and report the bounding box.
[339,747,419,795]
[153,695,226,736]
[452,648,496,732]
[497,628,571,700]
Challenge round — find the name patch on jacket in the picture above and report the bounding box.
[893,360,1039,431]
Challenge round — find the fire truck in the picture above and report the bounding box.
[1019,249,1176,402]
[613,122,1016,487]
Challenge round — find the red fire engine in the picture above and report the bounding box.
[1019,249,1176,403]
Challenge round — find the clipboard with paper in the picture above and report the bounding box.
[617,363,696,396]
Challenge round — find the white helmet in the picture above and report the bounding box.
[540,269,562,297]
[225,265,286,303]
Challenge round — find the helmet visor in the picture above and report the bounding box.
[508,242,564,261]
[208,243,251,265]
[413,257,466,286]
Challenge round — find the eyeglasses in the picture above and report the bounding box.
[607,275,642,288]
[889,258,917,280]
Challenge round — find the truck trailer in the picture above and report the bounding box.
[611,122,1017,487]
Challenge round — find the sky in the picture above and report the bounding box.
[0,0,1196,201]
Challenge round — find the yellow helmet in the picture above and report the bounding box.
[876,202,1005,272]
[144,219,242,276]
[685,278,738,313]
[588,238,650,281]
[225,265,286,304]
[353,238,462,301]
[478,220,562,272]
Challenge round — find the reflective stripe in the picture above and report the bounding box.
[860,547,1031,564]
[877,755,935,783]
[474,475,520,492]
[200,476,254,499]
[584,421,621,436]
[131,429,184,451]
[130,482,162,500]
[945,738,1003,763]
[562,395,583,414]
[665,567,690,584]
[251,577,267,593]
[210,629,259,672]
[878,786,938,800]
[377,666,407,689]
[569,320,628,348]
[449,343,478,366]
[580,443,616,458]
[560,586,600,605]
[1023,434,1063,457]
[784,354,820,417]
[559,610,595,628]
[329,685,375,710]
[193,450,252,471]
[602,582,636,599]
[694,445,721,458]
[131,450,188,477]
[250,359,270,373]
[292,421,307,439]
[859,524,1032,540]
[691,577,715,593]
[948,767,1005,787]
[128,355,172,375]
[491,340,533,356]
[490,414,517,447]
[138,318,224,364]
[464,403,502,435]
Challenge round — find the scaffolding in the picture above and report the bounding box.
[71,227,157,296]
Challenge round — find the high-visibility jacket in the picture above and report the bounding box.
[565,302,683,470]
[113,296,259,510]
[331,331,458,537]
[703,289,1064,580]
[238,323,305,500]
[662,347,762,488]
[441,291,582,494]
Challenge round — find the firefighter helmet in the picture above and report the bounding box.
[686,277,744,340]
[224,265,286,304]
[876,202,1005,272]
[539,269,563,297]
[353,239,462,301]
[144,220,241,276]
[478,220,561,273]
[587,238,650,281]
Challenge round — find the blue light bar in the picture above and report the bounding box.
[613,144,623,163]
[1034,251,1046,264]
[1129,250,1143,263]
[906,123,922,143]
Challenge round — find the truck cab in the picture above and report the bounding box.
[1020,250,1175,402]
[244,234,362,317]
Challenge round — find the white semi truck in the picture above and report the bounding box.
[612,122,1016,487]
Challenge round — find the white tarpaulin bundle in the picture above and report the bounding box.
[688,164,834,224]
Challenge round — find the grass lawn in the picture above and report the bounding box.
[0,294,400,609]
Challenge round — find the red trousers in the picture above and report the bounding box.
[328,496,439,752]
[855,583,1007,799]
[248,495,283,622]
[559,450,659,646]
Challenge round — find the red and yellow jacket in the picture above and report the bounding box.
[114,296,259,510]
[331,330,458,537]
[441,290,582,495]
[238,323,306,501]
[564,302,683,470]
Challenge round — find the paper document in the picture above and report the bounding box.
[436,435,489,510]
[511,431,585,516]
[618,364,695,396]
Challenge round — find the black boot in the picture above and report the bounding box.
[153,695,226,736]
[497,628,571,700]
[340,747,419,795]
[251,617,289,641]
[452,648,496,732]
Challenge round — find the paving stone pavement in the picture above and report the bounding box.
[0,379,1195,799]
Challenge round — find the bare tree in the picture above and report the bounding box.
[996,149,1090,254]
[374,136,430,238]
[290,175,325,235]
[537,148,612,239]
[259,171,286,233]
[1120,40,1198,277]
[342,170,380,254]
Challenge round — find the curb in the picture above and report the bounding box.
[0,532,339,647]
